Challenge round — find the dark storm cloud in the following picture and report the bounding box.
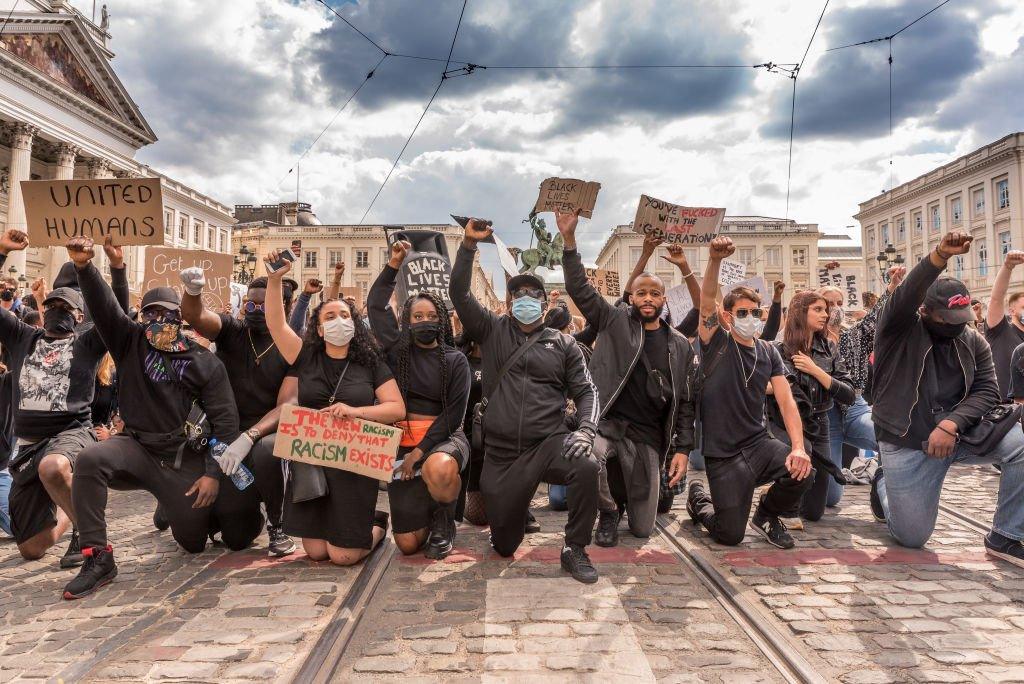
[761,0,982,141]
[304,0,755,136]
[935,39,1024,142]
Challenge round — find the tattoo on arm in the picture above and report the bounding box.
[702,312,719,329]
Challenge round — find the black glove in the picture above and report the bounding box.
[563,426,596,460]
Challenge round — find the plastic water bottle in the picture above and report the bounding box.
[209,438,254,491]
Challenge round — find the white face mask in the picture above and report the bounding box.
[731,315,764,340]
[322,316,355,347]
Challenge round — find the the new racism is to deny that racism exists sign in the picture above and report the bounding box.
[632,194,726,245]
[274,404,401,482]
[21,177,165,247]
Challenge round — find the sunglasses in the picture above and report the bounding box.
[244,301,266,314]
[512,287,545,300]
[732,307,765,319]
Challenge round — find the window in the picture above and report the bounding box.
[998,179,1010,209]
[951,197,962,225]
[355,250,369,269]
[896,217,905,242]
[206,227,214,249]
[304,250,317,269]
[738,247,754,265]
[220,229,228,252]
[629,247,643,265]
[791,247,806,267]
[866,229,875,251]
[178,215,188,241]
[329,250,344,268]
[1001,231,1012,259]
[164,209,172,237]
[765,247,781,267]
[913,212,922,234]
[684,248,699,268]
[380,248,389,269]
[954,255,964,280]
[977,238,988,278]
[973,188,985,217]
[929,205,940,232]
[880,222,889,246]
[193,220,203,245]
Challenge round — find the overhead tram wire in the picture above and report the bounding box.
[826,0,955,52]
[313,0,388,55]
[357,0,469,226]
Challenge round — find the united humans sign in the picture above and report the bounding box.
[21,178,164,247]
[274,404,400,482]
[397,253,452,308]
[632,194,725,245]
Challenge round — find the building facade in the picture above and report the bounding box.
[231,209,501,313]
[856,132,1023,301]
[0,0,234,293]
[595,216,821,305]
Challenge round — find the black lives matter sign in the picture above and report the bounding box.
[396,253,452,308]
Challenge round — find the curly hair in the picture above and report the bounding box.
[783,291,828,359]
[303,298,383,368]
[393,292,455,437]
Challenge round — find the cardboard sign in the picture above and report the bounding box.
[21,177,164,247]
[144,248,233,312]
[396,253,452,307]
[632,194,725,245]
[818,267,862,309]
[274,404,399,482]
[532,177,602,219]
[665,284,694,327]
[584,268,620,298]
[337,286,364,312]
[722,275,768,301]
[719,259,747,286]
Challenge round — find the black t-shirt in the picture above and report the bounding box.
[699,327,786,458]
[215,314,292,429]
[984,316,1024,400]
[606,323,672,453]
[880,337,965,449]
[462,354,482,434]
[288,346,393,411]
[394,344,471,454]
[1009,342,1024,401]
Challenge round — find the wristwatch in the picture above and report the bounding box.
[245,428,261,443]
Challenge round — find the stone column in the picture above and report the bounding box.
[5,123,39,275]
[53,143,79,180]
[86,157,112,179]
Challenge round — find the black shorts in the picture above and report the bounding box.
[388,431,470,534]
[10,427,96,544]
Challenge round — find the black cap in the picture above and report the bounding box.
[140,286,181,311]
[507,273,546,297]
[923,277,974,324]
[43,286,84,311]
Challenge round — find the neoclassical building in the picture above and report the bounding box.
[0,0,233,292]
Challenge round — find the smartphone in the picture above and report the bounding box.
[266,248,296,273]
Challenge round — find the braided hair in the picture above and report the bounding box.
[393,292,455,437]
[303,298,383,368]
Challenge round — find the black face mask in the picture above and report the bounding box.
[411,321,441,344]
[245,310,268,334]
[630,303,665,324]
[0,290,14,302]
[43,308,76,336]
[923,318,966,340]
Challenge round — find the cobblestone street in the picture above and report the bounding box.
[0,465,1021,682]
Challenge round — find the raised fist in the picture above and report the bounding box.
[464,218,493,245]
[774,280,785,297]
[180,266,206,296]
[708,236,735,260]
[938,231,972,257]
[304,278,323,295]
[389,240,411,268]
[102,235,124,269]
[66,237,95,266]
[1004,251,1024,269]
[554,210,580,237]
[0,229,28,255]
[662,244,688,267]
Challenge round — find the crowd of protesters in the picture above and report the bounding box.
[0,209,1022,601]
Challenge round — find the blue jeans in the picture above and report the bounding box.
[878,427,1024,547]
[0,467,11,536]
[689,447,704,471]
[827,396,877,506]
[548,484,567,511]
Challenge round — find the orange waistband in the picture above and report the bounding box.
[397,419,433,448]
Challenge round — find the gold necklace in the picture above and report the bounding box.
[248,329,276,366]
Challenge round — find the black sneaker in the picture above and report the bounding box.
[63,545,117,600]
[424,504,456,560]
[869,468,886,523]
[595,510,619,547]
[560,544,598,584]
[153,505,169,531]
[687,481,709,526]
[60,529,83,569]
[985,531,1024,569]
[373,510,390,532]
[267,524,296,557]
[749,511,795,550]
[657,491,675,514]
[525,510,541,534]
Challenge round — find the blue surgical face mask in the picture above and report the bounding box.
[511,296,544,325]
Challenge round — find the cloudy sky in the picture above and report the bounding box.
[75,0,1024,260]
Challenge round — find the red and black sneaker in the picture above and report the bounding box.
[62,545,117,600]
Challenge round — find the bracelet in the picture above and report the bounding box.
[936,424,957,437]
[680,271,694,279]
[935,247,952,261]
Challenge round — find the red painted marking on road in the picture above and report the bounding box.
[720,548,996,568]
[396,546,678,565]
[210,550,311,569]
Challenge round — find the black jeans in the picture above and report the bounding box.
[209,452,265,551]
[73,436,211,553]
[481,433,599,556]
[771,413,832,522]
[695,436,813,546]
[249,434,286,527]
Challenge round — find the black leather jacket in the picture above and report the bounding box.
[774,335,855,414]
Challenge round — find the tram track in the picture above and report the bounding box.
[936,502,991,535]
[655,515,828,684]
[292,538,396,683]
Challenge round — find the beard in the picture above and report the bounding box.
[631,303,665,324]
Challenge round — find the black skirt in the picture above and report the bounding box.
[284,466,380,549]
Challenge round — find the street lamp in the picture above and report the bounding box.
[235,245,257,285]
[876,243,905,283]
